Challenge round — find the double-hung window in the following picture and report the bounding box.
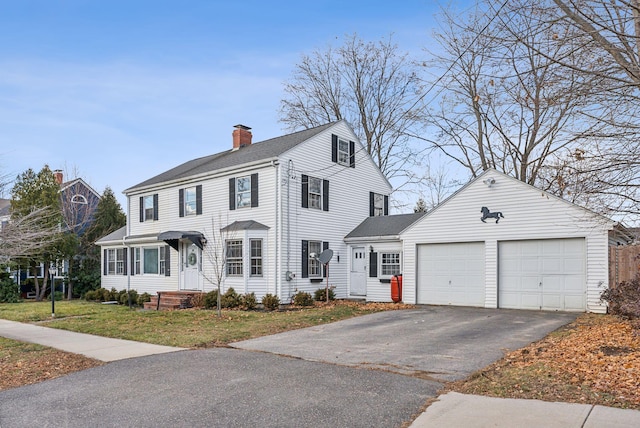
[105,249,127,276]
[337,138,350,165]
[184,187,197,215]
[308,241,322,277]
[308,177,322,209]
[236,176,251,208]
[140,194,158,222]
[134,248,141,275]
[301,175,329,211]
[369,192,388,217]
[250,239,262,277]
[380,253,401,276]
[226,240,243,276]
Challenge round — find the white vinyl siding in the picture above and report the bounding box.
[401,170,613,313]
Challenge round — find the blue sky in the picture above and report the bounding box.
[0,0,453,208]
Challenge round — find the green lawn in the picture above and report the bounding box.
[0,300,386,348]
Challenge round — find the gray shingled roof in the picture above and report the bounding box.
[125,122,338,192]
[95,226,126,244]
[345,212,426,239]
[221,220,269,232]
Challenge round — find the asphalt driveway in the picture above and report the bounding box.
[232,306,578,381]
[0,306,577,427]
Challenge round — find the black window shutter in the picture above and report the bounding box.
[165,245,171,276]
[331,134,338,163]
[122,248,128,276]
[179,189,184,217]
[301,240,309,278]
[322,179,329,212]
[130,248,135,276]
[384,195,389,216]
[301,174,308,208]
[251,173,258,207]
[196,185,203,215]
[103,249,108,275]
[153,194,159,220]
[139,197,144,222]
[349,141,355,168]
[369,192,375,217]
[229,178,236,210]
[369,252,378,278]
[322,242,329,277]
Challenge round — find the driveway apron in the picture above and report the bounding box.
[232,306,578,381]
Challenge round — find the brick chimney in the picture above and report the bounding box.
[53,169,63,185]
[232,124,252,149]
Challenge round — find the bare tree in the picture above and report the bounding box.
[0,207,61,262]
[280,34,426,199]
[422,1,606,186]
[200,215,237,317]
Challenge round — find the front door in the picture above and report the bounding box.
[181,242,202,290]
[350,247,367,296]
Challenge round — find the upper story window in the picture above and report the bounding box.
[179,185,202,217]
[369,192,389,217]
[229,174,258,210]
[71,194,88,204]
[236,176,251,208]
[139,194,158,222]
[331,134,355,168]
[302,175,329,212]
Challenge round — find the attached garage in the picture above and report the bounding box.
[416,242,485,306]
[398,169,627,314]
[498,238,585,311]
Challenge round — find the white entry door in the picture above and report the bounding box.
[350,247,367,296]
[181,242,202,290]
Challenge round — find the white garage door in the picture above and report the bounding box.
[499,238,585,311]
[417,242,485,306]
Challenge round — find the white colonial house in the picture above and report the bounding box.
[97,121,392,302]
[344,169,631,313]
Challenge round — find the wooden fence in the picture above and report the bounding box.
[609,245,640,287]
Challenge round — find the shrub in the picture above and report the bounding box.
[314,287,335,302]
[204,290,219,310]
[292,291,314,306]
[221,287,241,309]
[0,277,20,303]
[53,291,64,301]
[189,292,206,308]
[601,278,640,319]
[119,290,139,306]
[83,289,99,301]
[262,293,280,311]
[137,292,151,307]
[240,292,257,310]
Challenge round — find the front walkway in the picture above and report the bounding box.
[0,319,186,362]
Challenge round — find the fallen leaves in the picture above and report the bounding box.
[449,314,640,409]
[0,338,103,391]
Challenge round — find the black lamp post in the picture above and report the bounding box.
[48,265,56,318]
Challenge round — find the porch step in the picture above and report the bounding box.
[143,291,205,311]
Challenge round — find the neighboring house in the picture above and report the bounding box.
[346,169,630,313]
[0,198,10,232]
[96,121,392,301]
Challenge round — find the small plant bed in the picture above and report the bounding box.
[446,313,640,409]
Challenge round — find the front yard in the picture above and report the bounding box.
[2,301,639,411]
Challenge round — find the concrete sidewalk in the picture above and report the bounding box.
[0,319,186,362]
[410,392,640,428]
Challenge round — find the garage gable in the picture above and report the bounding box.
[401,169,616,313]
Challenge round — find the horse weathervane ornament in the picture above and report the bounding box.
[481,207,504,223]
